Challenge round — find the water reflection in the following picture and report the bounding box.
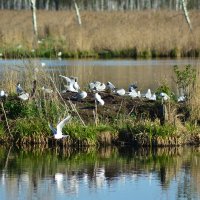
[0,146,199,200]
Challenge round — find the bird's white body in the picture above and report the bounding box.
[18,93,29,101]
[0,90,8,97]
[57,51,62,57]
[150,93,157,101]
[145,89,152,99]
[49,115,71,139]
[16,83,24,95]
[178,95,186,102]
[127,89,138,98]
[115,88,126,96]
[73,90,87,100]
[106,81,116,91]
[137,91,141,98]
[89,81,106,92]
[94,93,104,106]
[160,92,170,101]
[128,83,138,92]
[60,75,80,92]
[41,62,46,67]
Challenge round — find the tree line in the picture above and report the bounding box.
[1,0,200,10]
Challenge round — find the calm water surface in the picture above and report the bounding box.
[0,146,199,200]
[0,58,200,92]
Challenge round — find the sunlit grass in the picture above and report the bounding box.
[0,10,200,58]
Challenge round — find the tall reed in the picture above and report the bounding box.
[0,10,200,58]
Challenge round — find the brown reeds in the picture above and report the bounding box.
[0,10,200,56]
[188,70,200,124]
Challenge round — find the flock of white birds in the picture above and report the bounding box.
[0,74,186,139]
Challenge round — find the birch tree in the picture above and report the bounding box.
[73,0,82,25]
[30,0,38,41]
[181,0,192,32]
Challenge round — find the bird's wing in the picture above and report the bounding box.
[59,75,72,83]
[18,93,29,101]
[57,115,71,133]
[49,124,57,135]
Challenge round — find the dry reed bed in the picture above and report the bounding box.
[0,10,200,56]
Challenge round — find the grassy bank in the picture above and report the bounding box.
[0,10,200,58]
[0,62,200,146]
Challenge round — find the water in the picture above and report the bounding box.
[0,58,200,92]
[0,146,199,200]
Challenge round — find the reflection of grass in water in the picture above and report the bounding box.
[0,145,194,190]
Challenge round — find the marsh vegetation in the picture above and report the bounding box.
[0,10,200,59]
[0,61,200,146]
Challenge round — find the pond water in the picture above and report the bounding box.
[0,146,199,200]
[0,58,200,93]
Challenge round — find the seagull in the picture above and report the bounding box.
[115,88,126,96]
[16,83,29,101]
[0,90,8,98]
[89,81,106,92]
[72,90,87,101]
[18,93,29,101]
[128,83,138,92]
[16,83,24,95]
[49,115,71,139]
[150,93,157,101]
[94,93,104,106]
[127,88,138,98]
[41,62,46,67]
[160,92,170,101]
[106,81,116,92]
[145,89,152,99]
[178,95,186,102]
[57,51,62,57]
[59,75,79,92]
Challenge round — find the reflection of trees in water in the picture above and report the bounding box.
[0,146,199,199]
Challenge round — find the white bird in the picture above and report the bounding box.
[57,51,62,57]
[72,90,87,100]
[49,115,71,139]
[127,88,138,98]
[106,81,116,92]
[178,95,186,102]
[16,83,24,95]
[94,93,105,106]
[128,83,138,92]
[137,91,141,98]
[145,89,152,99]
[115,88,126,96]
[41,62,46,67]
[160,92,170,101]
[59,75,80,92]
[0,90,8,97]
[18,93,29,101]
[89,81,106,92]
[150,93,157,101]
[89,81,101,91]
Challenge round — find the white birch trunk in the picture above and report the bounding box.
[30,0,38,39]
[181,0,192,32]
[73,0,82,26]
[176,0,179,11]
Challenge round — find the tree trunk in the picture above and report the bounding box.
[30,0,38,42]
[181,0,192,32]
[73,0,82,26]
